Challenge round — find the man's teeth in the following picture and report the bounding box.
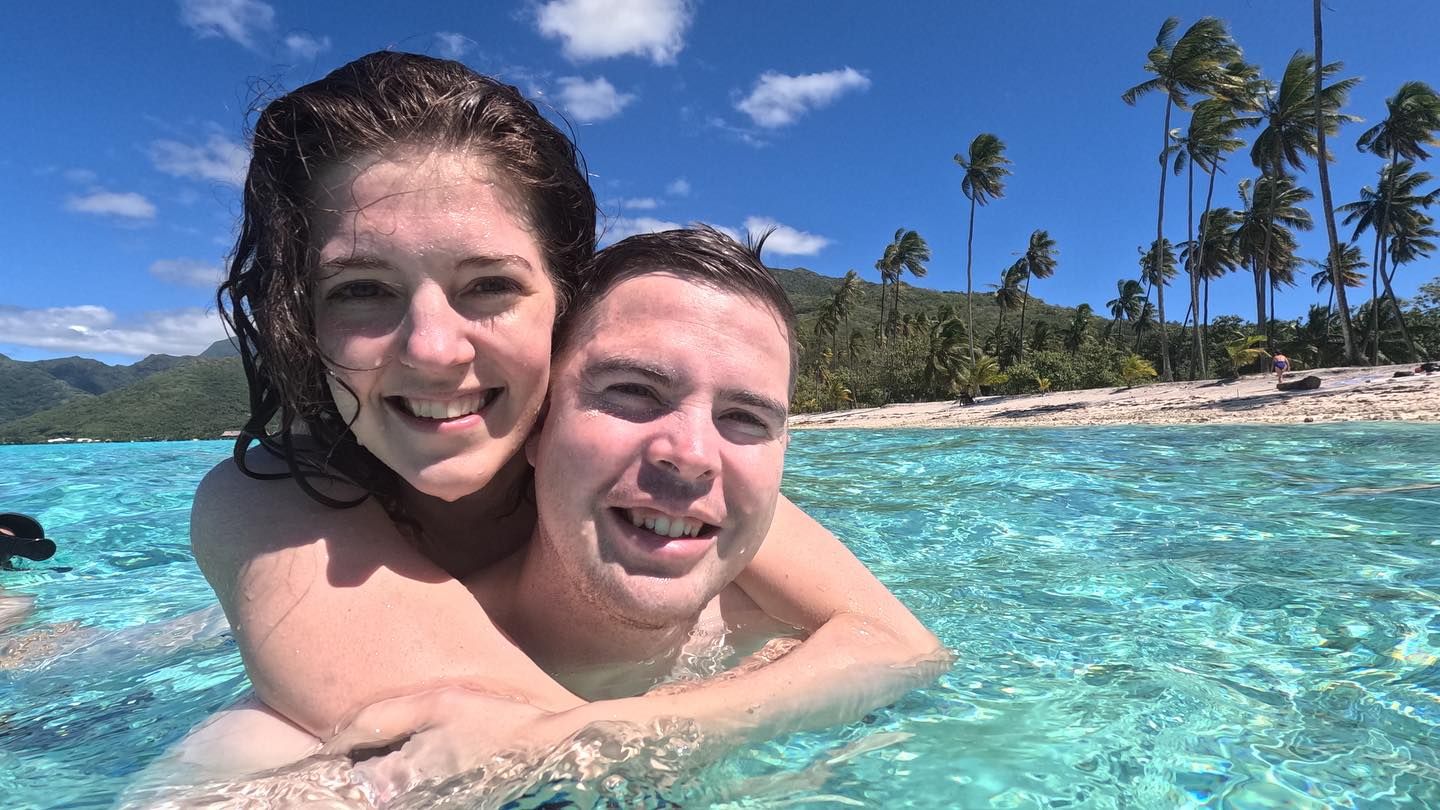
[626,509,702,538]
[401,392,490,420]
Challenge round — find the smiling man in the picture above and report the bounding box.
[466,225,801,699]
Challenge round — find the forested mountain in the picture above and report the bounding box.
[0,358,248,443]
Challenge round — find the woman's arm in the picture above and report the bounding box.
[190,460,584,738]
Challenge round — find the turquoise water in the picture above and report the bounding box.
[2,425,1438,808]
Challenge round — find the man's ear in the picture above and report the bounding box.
[525,397,551,466]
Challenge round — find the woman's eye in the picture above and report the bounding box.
[327,281,392,301]
[468,277,521,295]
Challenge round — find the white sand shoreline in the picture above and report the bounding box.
[788,364,1440,430]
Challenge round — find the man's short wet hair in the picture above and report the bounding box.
[556,225,799,389]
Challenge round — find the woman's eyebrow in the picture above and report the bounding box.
[316,255,392,273]
[457,254,537,274]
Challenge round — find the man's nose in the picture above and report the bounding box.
[399,286,475,370]
[646,410,720,484]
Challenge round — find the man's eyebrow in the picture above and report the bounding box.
[724,390,789,423]
[582,356,678,383]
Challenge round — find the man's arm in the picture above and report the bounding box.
[190,460,584,738]
[736,495,946,659]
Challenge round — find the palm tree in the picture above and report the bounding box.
[991,259,1026,342]
[922,316,969,398]
[876,229,931,337]
[1310,242,1368,324]
[1124,16,1241,381]
[1014,229,1058,363]
[953,351,1008,401]
[813,299,839,354]
[1339,160,1439,361]
[1249,51,1359,353]
[1182,206,1243,371]
[1107,278,1145,340]
[1236,175,1313,342]
[1312,1,1360,365]
[1064,303,1093,354]
[1174,95,1254,377]
[1353,81,1440,363]
[830,269,862,349]
[954,133,1013,361]
[1030,322,1053,353]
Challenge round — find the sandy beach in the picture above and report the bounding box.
[789,364,1440,430]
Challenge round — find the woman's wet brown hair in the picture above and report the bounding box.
[220,50,595,515]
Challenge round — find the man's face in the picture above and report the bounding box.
[529,272,791,628]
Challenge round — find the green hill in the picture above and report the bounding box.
[0,354,91,423]
[0,357,248,443]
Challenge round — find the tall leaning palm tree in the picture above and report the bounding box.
[1312,0,1360,364]
[1354,81,1440,363]
[1124,16,1241,380]
[1250,50,1360,353]
[954,133,1012,360]
[1014,229,1058,363]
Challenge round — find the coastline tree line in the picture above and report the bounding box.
[791,3,1439,413]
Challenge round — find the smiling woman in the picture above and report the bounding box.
[182,49,945,799]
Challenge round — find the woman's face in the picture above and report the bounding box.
[311,148,557,502]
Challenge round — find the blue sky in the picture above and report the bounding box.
[3,0,1438,363]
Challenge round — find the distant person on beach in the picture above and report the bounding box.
[185,50,942,784]
[1272,353,1290,383]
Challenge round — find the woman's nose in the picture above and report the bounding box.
[398,286,475,370]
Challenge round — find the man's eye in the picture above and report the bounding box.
[328,281,392,301]
[607,382,659,401]
[722,410,773,437]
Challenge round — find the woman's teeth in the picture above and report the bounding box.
[626,509,703,538]
[399,391,493,420]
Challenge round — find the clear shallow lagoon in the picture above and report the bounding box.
[1,425,1438,808]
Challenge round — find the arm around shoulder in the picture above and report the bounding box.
[190,459,581,738]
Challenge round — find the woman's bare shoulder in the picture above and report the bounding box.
[190,451,434,592]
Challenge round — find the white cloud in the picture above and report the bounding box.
[149,134,249,186]
[557,76,636,122]
[736,67,871,128]
[65,190,157,220]
[705,115,767,148]
[62,168,98,184]
[179,0,275,49]
[601,215,683,243]
[435,32,471,60]
[620,197,659,210]
[283,32,331,60]
[665,177,690,197]
[741,217,830,256]
[0,305,226,357]
[149,258,225,288]
[536,0,693,64]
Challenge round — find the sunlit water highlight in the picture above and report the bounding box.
[1,424,1437,808]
